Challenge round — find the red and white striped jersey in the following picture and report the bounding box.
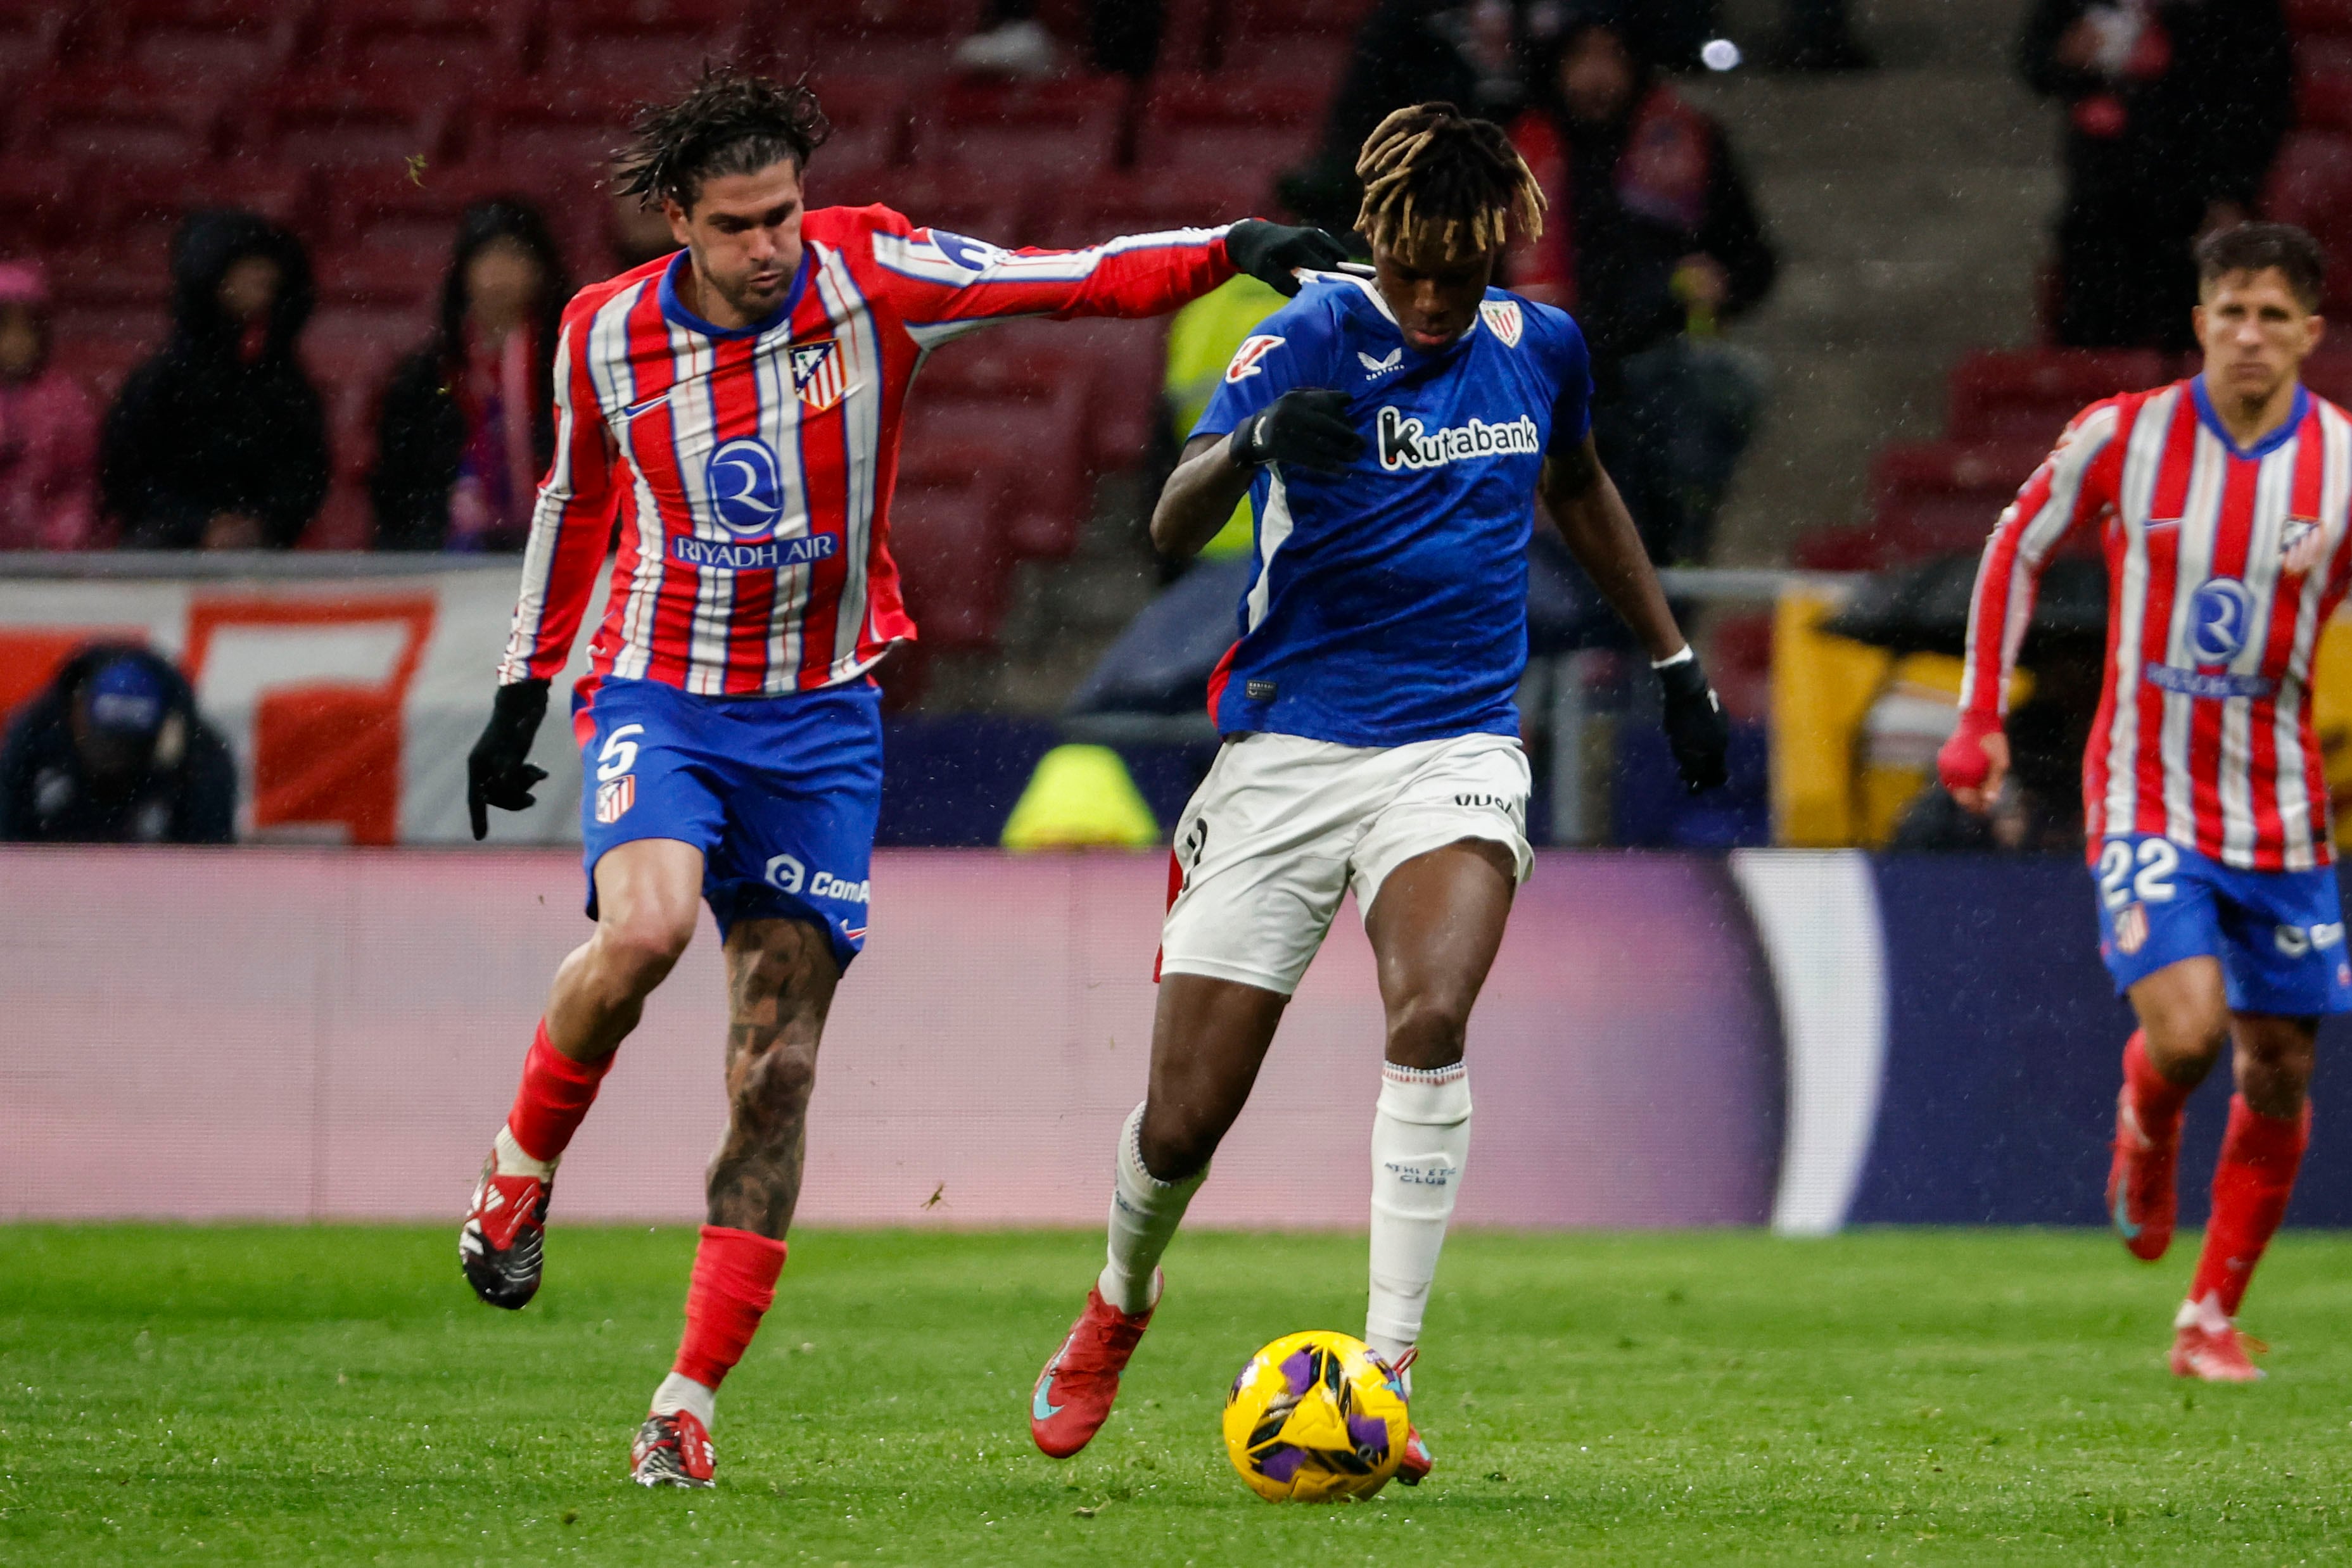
[1960,376,2352,871]
[497,205,1236,695]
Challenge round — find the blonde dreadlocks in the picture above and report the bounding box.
[1355,102,1545,263]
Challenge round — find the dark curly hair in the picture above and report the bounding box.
[614,67,832,213]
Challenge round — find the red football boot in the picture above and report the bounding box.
[630,1410,716,1487]
[2171,1319,2267,1383]
[1383,1348,1433,1486]
[1030,1276,1157,1458]
[459,1154,550,1310]
[2107,1085,2178,1262]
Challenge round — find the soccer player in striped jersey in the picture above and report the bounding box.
[452,70,1347,1486]
[1941,224,2349,1382]
[1027,104,1729,1477]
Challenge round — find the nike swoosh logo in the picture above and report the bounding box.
[2113,1191,2140,1239]
[1032,1374,1062,1421]
[621,393,673,420]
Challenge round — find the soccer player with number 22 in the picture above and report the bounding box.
[1028,104,1730,1481]
[453,70,1347,1487]
[1943,224,2352,1382]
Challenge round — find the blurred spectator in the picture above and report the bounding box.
[371,199,569,552]
[1155,273,1288,566]
[1509,16,1776,564]
[1281,0,1555,232]
[955,0,1160,79]
[0,645,234,844]
[2021,0,2291,351]
[99,211,327,550]
[0,262,101,551]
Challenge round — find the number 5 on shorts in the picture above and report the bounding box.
[597,723,644,783]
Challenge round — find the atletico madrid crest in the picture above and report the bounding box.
[791,339,848,413]
[2114,901,2149,956]
[595,775,635,825]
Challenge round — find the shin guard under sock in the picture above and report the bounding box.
[1098,1103,1206,1315]
[2189,1096,2310,1318]
[669,1225,789,1398]
[504,1021,614,1169]
[2123,1030,2189,1135]
[1366,1061,1472,1367]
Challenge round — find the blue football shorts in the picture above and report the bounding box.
[573,674,882,971]
[2092,832,2352,1016]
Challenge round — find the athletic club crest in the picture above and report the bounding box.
[1478,300,1523,348]
[791,339,847,413]
[2282,516,2329,575]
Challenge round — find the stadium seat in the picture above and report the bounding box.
[314,247,441,313]
[0,0,67,92]
[2290,0,2352,35]
[324,0,535,94]
[544,0,750,85]
[0,167,104,250]
[2263,132,2352,308]
[861,161,1033,244]
[1039,170,1264,250]
[242,79,460,174]
[18,70,231,168]
[1135,73,1328,188]
[43,243,175,313]
[468,81,640,190]
[1707,611,1774,727]
[2298,58,2352,132]
[1219,0,1375,81]
[2299,347,2352,407]
[887,460,1014,650]
[1945,349,2174,445]
[906,345,1092,559]
[103,164,316,256]
[51,318,165,403]
[913,75,1124,181]
[803,72,917,170]
[805,0,973,77]
[103,0,310,90]
[326,163,570,265]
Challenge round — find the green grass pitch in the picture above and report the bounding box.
[5,1225,2352,1564]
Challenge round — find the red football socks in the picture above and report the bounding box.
[505,1021,614,1166]
[2122,1030,2189,1135]
[672,1225,789,1389]
[2189,1095,2311,1318]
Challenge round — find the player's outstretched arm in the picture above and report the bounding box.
[1152,391,1364,559]
[1540,434,1728,792]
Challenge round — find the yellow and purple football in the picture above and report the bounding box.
[1221,1330,1410,1502]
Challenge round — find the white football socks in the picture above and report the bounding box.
[1366,1061,1472,1368]
[1097,1102,1207,1315]
[650,1371,716,1429]
[493,1124,556,1180]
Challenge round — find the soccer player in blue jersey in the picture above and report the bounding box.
[1029,103,1731,1480]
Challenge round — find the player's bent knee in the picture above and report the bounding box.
[595,910,696,991]
[1384,992,1472,1070]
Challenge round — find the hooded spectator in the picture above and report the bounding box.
[370,199,570,552]
[2022,0,2292,350]
[0,644,235,844]
[1509,16,1776,566]
[100,210,328,550]
[0,261,101,551]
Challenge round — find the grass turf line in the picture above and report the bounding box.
[3,1226,2351,1564]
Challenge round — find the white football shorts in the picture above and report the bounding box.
[1157,729,1534,996]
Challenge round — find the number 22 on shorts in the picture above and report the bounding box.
[2098,837,2179,910]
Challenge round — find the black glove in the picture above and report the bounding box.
[1224,218,1351,296]
[1229,389,1365,474]
[467,678,550,840]
[1656,652,1730,794]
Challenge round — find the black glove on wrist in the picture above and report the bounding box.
[1224,218,1351,296]
[467,678,551,840]
[1656,653,1730,794]
[1229,389,1365,474]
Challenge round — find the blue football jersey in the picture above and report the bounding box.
[1190,269,1592,747]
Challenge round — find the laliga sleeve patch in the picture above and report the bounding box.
[1225,334,1285,382]
[1477,300,1522,348]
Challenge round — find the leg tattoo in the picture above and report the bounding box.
[706,918,839,1237]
